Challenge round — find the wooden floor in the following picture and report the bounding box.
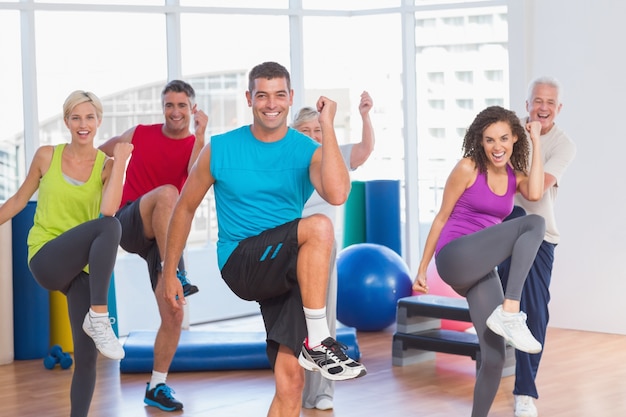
[3,318,626,417]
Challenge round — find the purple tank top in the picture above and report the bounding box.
[435,164,516,255]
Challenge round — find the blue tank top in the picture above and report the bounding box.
[436,164,516,254]
[210,125,319,269]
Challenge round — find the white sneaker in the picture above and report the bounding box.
[514,395,538,417]
[486,305,542,354]
[82,312,125,360]
[315,396,334,411]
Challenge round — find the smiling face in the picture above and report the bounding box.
[246,76,293,141]
[526,83,562,135]
[295,119,322,143]
[162,91,195,138]
[481,120,518,170]
[64,101,101,145]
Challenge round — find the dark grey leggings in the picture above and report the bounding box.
[435,214,545,417]
[29,216,122,417]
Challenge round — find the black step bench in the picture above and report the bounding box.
[392,294,515,376]
[394,329,480,359]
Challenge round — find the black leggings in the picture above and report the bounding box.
[435,214,545,417]
[29,216,121,417]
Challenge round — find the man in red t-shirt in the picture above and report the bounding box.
[99,80,208,412]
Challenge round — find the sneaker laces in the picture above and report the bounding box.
[504,312,528,330]
[89,317,116,345]
[321,338,350,362]
[155,384,177,400]
[176,270,191,286]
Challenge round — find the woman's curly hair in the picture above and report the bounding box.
[462,106,529,174]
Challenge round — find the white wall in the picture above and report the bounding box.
[509,0,626,334]
[114,244,259,336]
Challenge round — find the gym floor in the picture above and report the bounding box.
[3,317,626,417]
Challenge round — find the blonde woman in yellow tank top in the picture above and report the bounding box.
[0,90,133,417]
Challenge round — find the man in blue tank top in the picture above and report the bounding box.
[161,61,367,417]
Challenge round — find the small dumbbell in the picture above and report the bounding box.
[43,344,73,370]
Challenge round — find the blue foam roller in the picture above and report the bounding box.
[343,180,367,249]
[12,201,50,360]
[120,326,361,373]
[107,273,119,337]
[364,180,402,256]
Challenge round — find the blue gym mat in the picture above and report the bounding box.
[120,326,361,373]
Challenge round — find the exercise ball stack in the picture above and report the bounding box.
[337,243,412,331]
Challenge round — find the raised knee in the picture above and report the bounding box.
[528,214,546,236]
[102,215,122,235]
[156,184,180,204]
[306,214,334,243]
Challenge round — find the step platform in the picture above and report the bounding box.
[393,294,515,376]
[120,326,361,373]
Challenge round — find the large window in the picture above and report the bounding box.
[181,0,287,7]
[3,0,512,269]
[180,13,290,136]
[0,11,22,200]
[302,13,404,184]
[180,12,291,242]
[34,11,167,145]
[302,0,400,10]
[413,4,509,251]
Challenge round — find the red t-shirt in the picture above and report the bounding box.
[120,124,195,206]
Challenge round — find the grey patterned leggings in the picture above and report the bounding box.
[29,216,121,417]
[435,214,545,417]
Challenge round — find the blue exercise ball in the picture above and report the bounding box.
[337,243,413,331]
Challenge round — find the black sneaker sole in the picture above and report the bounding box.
[144,397,183,411]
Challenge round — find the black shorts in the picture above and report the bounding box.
[115,199,184,291]
[221,219,306,368]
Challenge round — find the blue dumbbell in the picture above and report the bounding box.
[43,344,73,370]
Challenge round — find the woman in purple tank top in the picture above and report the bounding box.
[413,106,545,417]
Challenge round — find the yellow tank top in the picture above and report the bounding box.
[27,144,107,262]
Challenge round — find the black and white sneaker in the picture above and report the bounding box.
[298,337,367,381]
